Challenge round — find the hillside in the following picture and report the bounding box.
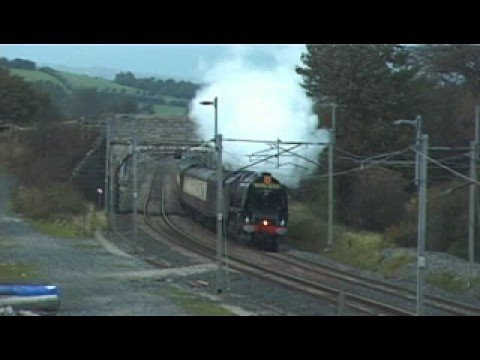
[10,68,140,94]
[8,67,190,116]
[57,71,142,94]
[10,68,68,90]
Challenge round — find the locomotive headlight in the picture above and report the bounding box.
[245,216,250,224]
[262,219,268,226]
[280,219,285,226]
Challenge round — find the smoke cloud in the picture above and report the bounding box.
[189,45,329,187]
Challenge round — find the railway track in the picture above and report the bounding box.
[140,166,414,315]
[266,252,480,316]
[155,214,414,315]
[117,160,480,316]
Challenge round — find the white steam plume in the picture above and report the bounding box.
[189,45,329,187]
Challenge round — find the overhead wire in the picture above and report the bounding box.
[410,146,480,186]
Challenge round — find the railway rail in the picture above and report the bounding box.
[142,165,414,315]
[266,252,480,316]
[113,160,480,316]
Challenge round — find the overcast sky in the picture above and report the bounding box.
[0,44,306,81]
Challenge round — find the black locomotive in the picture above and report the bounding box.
[176,162,288,251]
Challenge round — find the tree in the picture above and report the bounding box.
[10,58,36,70]
[113,71,201,99]
[345,167,409,231]
[296,45,433,228]
[422,44,480,99]
[0,68,58,124]
[69,88,101,118]
[68,88,139,118]
[296,44,480,235]
[296,44,428,156]
[114,71,137,87]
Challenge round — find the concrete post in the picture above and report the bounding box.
[417,134,428,316]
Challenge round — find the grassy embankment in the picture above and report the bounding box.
[0,129,106,239]
[288,201,480,293]
[9,181,107,239]
[30,209,107,239]
[288,201,414,276]
[10,185,107,239]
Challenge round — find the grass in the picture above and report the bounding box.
[58,71,139,94]
[71,241,102,249]
[0,262,40,283]
[9,68,140,94]
[426,272,471,293]
[153,104,187,116]
[31,219,80,238]
[156,285,236,316]
[288,201,394,272]
[327,231,387,271]
[287,202,330,252]
[9,68,68,90]
[0,241,19,249]
[11,181,107,240]
[30,208,106,239]
[377,255,415,276]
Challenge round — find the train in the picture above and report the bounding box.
[176,161,288,251]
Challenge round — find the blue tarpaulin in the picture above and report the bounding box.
[0,285,59,296]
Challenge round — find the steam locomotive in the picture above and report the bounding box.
[176,162,288,251]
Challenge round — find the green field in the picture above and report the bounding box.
[9,68,68,90]
[153,104,187,116]
[9,68,140,94]
[162,95,189,104]
[57,71,140,94]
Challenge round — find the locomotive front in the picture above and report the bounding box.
[241,173,288,251]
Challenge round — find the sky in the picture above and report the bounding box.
[0,44,306,81]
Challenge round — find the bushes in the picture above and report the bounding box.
[11,183,87,220]
[326,231,387,271]
[3,126,97,186]
[2,126,100,238]
[340,167,410,231]
[296,167,410,233]
[296,166,478,261]
[386,180,480,259]
[385,197,417,247]
[287,202,330,252]
[295,176,329,219]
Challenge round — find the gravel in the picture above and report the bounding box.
[289,247,480,309]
